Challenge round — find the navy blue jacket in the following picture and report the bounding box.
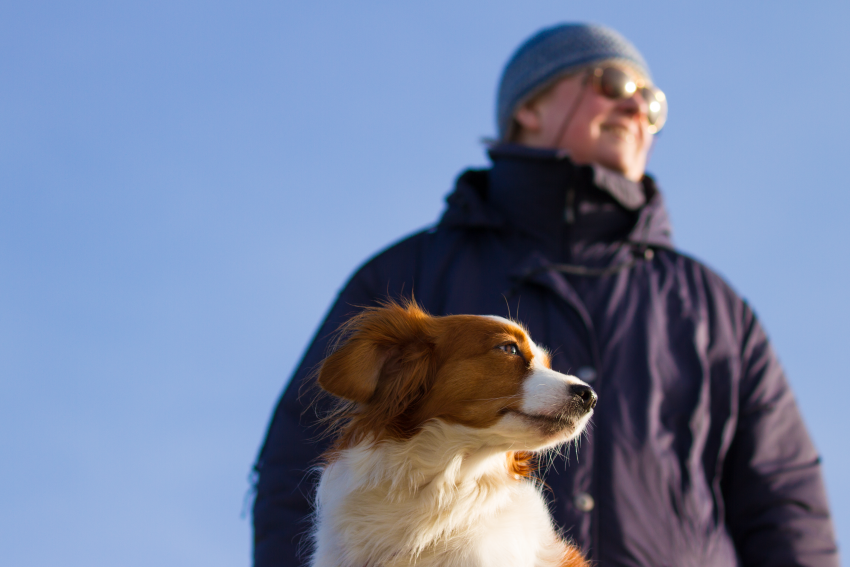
[253,146,838,566]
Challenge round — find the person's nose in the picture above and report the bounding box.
[616,92,649,123]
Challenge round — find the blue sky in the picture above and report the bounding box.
[1,1,848,565]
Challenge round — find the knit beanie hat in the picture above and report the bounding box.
[496,23,651,140]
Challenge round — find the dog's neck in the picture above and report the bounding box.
[316,420,530,557]
[340,420,522,495]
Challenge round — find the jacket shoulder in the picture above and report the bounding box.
[656,246,748,304]
[650,247,760,346]
[343,223,467,301]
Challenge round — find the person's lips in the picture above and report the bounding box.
[600,123,636,141]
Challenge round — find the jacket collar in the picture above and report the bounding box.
[488,143,647,210]
[439,143,673,251]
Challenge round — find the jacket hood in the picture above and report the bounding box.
[440,144,673,252]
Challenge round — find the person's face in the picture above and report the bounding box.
[514,66,654,181]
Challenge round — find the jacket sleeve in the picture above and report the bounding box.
[251,264,388,567]
[721,306,838,567]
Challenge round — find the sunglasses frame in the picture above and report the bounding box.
[589,67,668,134]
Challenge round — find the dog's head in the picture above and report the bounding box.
[318,301,596,451]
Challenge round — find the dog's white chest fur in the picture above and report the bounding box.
[311,422,570,567]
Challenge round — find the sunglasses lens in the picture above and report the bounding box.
[598,67,636,99]
[641,88,668,133]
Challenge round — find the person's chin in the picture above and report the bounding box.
[594,143,642,178]
[596,152,630,175]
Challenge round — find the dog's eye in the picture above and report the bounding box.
[497,343,520,356]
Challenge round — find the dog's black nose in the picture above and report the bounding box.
[571,384,598,411]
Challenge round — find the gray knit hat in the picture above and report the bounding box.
[496,23,651,140]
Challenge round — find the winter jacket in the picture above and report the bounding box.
[252,145,838,566]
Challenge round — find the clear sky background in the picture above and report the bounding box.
[2,1,848,565]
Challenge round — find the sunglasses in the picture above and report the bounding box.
[589,67,668,134]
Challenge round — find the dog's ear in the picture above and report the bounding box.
[318,302,435,407]
[318,334,390,403]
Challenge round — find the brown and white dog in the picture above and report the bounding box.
[310,301,596,567]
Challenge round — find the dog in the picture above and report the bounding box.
[310,301,596,567]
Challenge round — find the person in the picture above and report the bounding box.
[252,23,838,566]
